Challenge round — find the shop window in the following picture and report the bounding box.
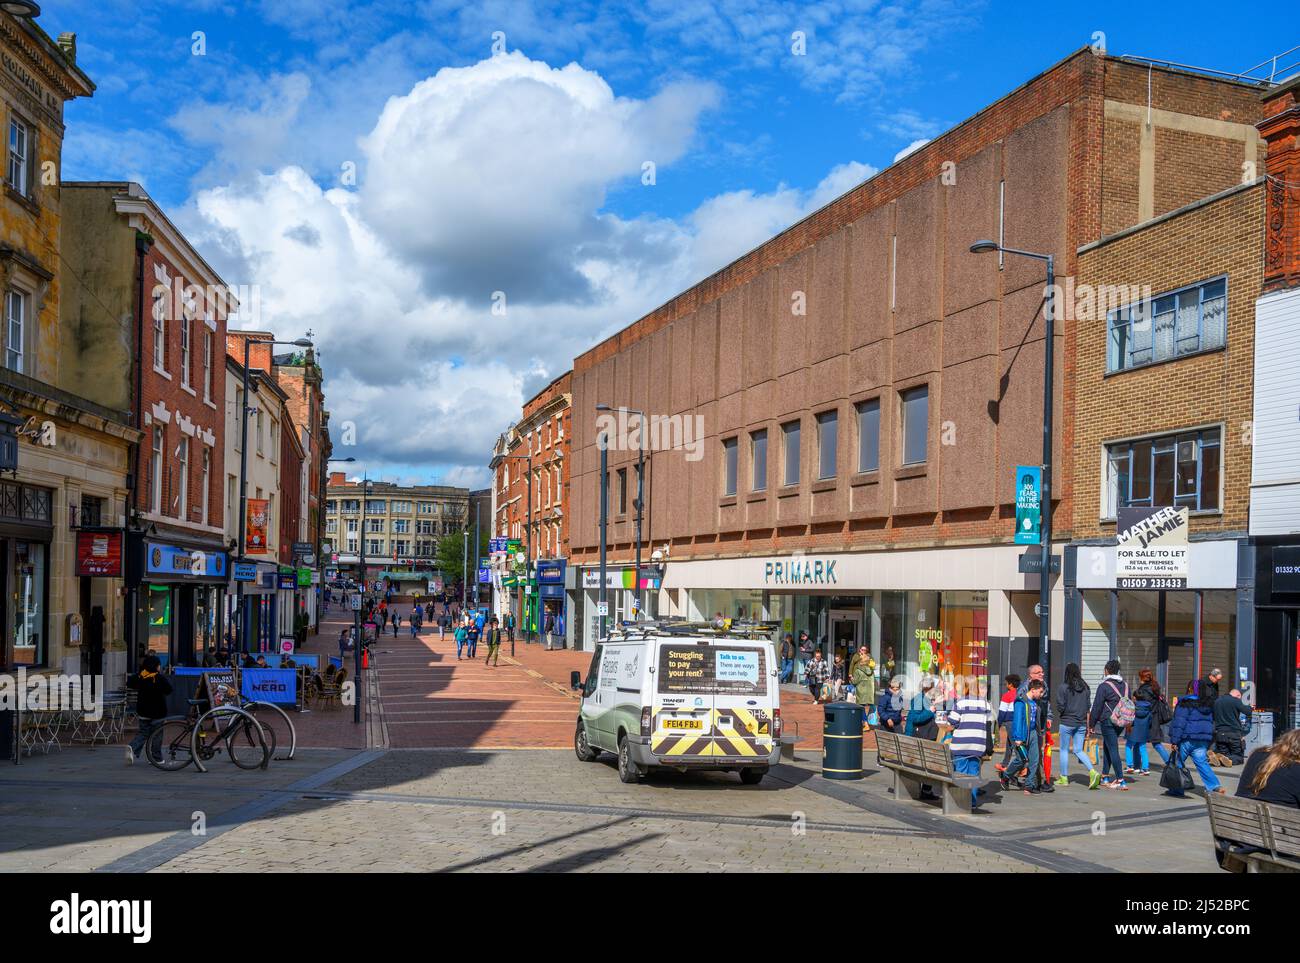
[722,438,737,496]
[782,420,800,486]
[1080,591,1112,688]
[1115,591,1158,687]
[817,410,837,479]
[12,541,47,666]
[1108,277,1226,372]
[751,429,767,491]
[146,585,171,668]
[1106,428,1220,517]
[856,398,880,473]
[1201,591,1237,690]
[901,386,928,466]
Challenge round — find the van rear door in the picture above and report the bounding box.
[650,641,714,759]
[710,643,773,759]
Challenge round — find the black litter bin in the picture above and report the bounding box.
[822,701,864,779]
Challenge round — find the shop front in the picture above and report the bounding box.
[577,564,663,651]
[657,545,1030,694]
[0,481,54,671]
[536,558,567,648]
[230,561,280,653]
[1066,531,1250,702]
[1252,543,1300,733]
[129,536,229,668]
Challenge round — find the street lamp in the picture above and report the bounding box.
[970,240,1056,684]
[596,404,647,622]
[0,2,42,17]
[235,335,313,659]
[329,456,363,725]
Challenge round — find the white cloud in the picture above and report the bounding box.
[893,138,930,162]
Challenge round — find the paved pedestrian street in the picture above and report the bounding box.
[0,628,1229,873]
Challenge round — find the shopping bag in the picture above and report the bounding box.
[1160,761,1195,792]
[1083,737,1103,768]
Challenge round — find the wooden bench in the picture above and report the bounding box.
[875,730,982,815]
[1206,793,1300,873]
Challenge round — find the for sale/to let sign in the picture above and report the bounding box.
[1115,506,1189,589]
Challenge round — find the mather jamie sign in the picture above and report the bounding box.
[763,558,837,585]
[1116,506,1189,589]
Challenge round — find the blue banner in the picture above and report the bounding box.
[145,541,228,579]
[1014,466,1042,545]
[233,562,257,582]
[240,668,298,704]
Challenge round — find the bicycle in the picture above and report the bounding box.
[146,696,272,772]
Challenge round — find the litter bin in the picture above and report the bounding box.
[1246,711,1274,756]
[822,701,864,780]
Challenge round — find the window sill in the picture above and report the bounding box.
[154,367,172,381]
[1104,344,1226,378]
[746,490,767,503]
[180,383,197,397]
[850,470,881,488]
[204,399,217,410]
[811,478,837,494]
[777,484,800,499]
[5,185,38,216]
[894,463,928,480]
[718,495,738,508]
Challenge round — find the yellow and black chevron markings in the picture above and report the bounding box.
[649,706,774,758]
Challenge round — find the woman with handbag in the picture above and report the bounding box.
[1125,668,1172,775]
[1164,681,1224,797]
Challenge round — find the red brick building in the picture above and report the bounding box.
[564,48,1267,686]
[61,182,231,667]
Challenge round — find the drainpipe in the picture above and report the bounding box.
[127,230,153,667]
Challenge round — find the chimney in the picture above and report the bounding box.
[1260,74,1300,292]
[329,471,345,485]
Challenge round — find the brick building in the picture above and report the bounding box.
[61,181,231,669]
[489,370,571,638]
[564,47,1268,684]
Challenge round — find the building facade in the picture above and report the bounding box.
[566,48,1268,690]
[489,371,571,641]
[324,474,469,590]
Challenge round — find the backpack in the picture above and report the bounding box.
[1106,680,1136,727]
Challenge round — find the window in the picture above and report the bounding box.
[367,518,384,533]
[1106,428,1221,516]
[751,429,767,491]
[782,420,801,487]
[203,332,213,401]
[856,399,880,473]
[150,426,163,513]
[554,466,562,506]
[8,118,28,196]
[901,386,928,466]
[13,541,46,666]
[393,519,409,534]
[80,496,104,527]
[5,289,24,372]
[152,301,165,372]
[200,448,210,526]
[346,519,358,534]
[368,538,383,555]
[817,410,838,479]
[256,408,264,454]
[722,437,738,496]
[181,318,191,386]
[1108,278,1227,372]
[177,437,189,519]
[326,519,338,534]
[617,468,628,514]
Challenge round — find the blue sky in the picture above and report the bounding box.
[38,0,1281,487]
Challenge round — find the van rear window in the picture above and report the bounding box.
[657,645,767,696]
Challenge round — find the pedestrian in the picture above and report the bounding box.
[905,678,938,739]
[1125,668,1173,775]
[1212,687,1252,765]
[1199,667,1224,705]
[1087,659,1133,790]
[410,613,420,639]
[878,644,897,689]
[484,617,502,667]
[829,653,847,702]
[849,647,876,708]
[125,655,173,764]
[777,633,794,684]
[392,613,400,637]
[1003,678,1047,794]
[1236,729,1300,808]
[466,617,481,659]
[796,629,815,682]
[1165,681,1224,797]
[994,674,1021,775]
[339,626,354,663]
[454,620,468,660]
[946,682,991,810]
[1054,662,1100,788]
[876,677,904,733]
[804,649,829,702]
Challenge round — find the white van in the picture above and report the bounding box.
[573,621,782,784]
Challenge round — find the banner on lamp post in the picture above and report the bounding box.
[1014,466,1042,546]
[246,498,270,554]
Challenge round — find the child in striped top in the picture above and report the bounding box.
[946,694,991,809]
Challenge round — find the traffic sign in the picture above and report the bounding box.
[596,601,608,617]
[350,594,362,611]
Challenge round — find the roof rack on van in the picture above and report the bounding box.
[608,616,781,639]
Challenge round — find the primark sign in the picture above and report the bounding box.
[763,558,838,586]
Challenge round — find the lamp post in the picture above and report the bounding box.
[498,446,534,643]
[595,404,646,621]
[328,456,362,724]
[970,240,1056,684]
[235,336,313,657]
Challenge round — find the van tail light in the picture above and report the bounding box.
[772,708,783,740]
[640,706,652,736]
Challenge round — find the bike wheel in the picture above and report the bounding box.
[224,715,270,769]
[146,720,196,771]
[244,703,296,760]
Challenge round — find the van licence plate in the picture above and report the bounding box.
[663,719,703,730]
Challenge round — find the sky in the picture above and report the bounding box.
[38,0,1285,488]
